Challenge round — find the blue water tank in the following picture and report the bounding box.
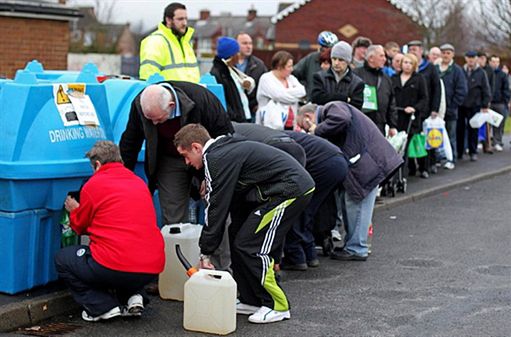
[0,62,112,212]
[200,73,227,110]
[0,208,61,294]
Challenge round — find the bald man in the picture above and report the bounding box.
[119,82,233,224]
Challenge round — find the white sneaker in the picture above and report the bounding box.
[82,306,121,322]
[236,299,260,315]
[443,162,455,170]
[331,229,342,242]
[123,294,144,316]
[495,144,503,152]
[248,306,290,323]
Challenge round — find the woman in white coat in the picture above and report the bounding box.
[256,51,306,130]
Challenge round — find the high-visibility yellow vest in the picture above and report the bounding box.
[139,23,200,83]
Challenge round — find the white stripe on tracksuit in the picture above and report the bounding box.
[258,202,286,286]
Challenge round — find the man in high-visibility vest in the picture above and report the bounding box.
[139,2,200,83]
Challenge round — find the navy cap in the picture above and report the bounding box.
[465,50,477,57]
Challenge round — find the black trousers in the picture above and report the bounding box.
[284,155,347,264]
[54,246,156,316]
[457,106,480,157]
[229,191,312,311]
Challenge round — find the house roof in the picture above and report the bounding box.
[193,13,273,39]
[0,0,82,21]
[271,0,421,25]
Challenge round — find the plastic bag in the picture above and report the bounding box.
[256,100,287,130]
[387,131,408,154]
[408,133,428,158]
[487,109,504,127]
[423,116,452,162]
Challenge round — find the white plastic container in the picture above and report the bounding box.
[183,269,237,335]
[159,223,202,301]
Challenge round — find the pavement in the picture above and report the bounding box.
[2,137,511,334]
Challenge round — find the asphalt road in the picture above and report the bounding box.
[9,172,511,337]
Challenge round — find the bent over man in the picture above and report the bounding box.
[174,124,314,324]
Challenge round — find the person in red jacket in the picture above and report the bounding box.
[54,141,165,322]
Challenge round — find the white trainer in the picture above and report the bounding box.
[331,229,342,242]
[248,306,290,324]
[443,162,455,170]
[236,299,260,315]
[123,294,144,316]
[82,306,121,322]
[495,144,503,152]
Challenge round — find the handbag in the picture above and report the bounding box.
[256,100,287,130]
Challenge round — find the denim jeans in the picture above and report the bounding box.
[444,119,457,163]
[340,187,378,257]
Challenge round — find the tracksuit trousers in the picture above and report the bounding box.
[229,190,313,311]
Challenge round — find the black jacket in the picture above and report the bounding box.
[119,81,233,192]
[285,131,346,181]
[310,67,364,110]
[391,72,429,134]
[314,101,403,201]
[243,55,268,114]
[210,56,247,122]
[418,59,441,113]
[353,62,398,133]
[232,122,306,165]
[461,66,491,109]
[490,68,510,105]
[201,135,315,254]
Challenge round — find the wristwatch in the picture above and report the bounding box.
[199,254,210,261]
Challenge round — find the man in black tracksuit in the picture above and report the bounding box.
[174,124,314,324]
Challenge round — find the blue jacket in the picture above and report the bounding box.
[437,63,468,121]
[314,101,403,201]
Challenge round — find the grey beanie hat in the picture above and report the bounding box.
[331,41,352,63]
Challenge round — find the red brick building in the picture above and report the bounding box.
[0,1,81,78]
[272,0,423,50]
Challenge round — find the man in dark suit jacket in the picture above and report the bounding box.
[119,81,233,224]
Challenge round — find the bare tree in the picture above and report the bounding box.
[93,0,116,24]
[474,0,511,56]
[397,0,476,50]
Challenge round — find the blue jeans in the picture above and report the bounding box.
[340,187,378,257]
[445,119,457,163]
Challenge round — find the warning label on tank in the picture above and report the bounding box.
[53,83,100,127]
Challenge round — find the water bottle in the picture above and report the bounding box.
[60,208,78,247]
[367,223,373,255]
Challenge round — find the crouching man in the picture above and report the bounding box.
[54,141,165,322]
[174,124,314,324]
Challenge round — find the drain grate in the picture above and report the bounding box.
[18,322,82,336]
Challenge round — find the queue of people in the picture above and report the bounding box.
[54,1,510,327]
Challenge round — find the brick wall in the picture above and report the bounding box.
[276,0,423,48]
[0,17,69,78]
